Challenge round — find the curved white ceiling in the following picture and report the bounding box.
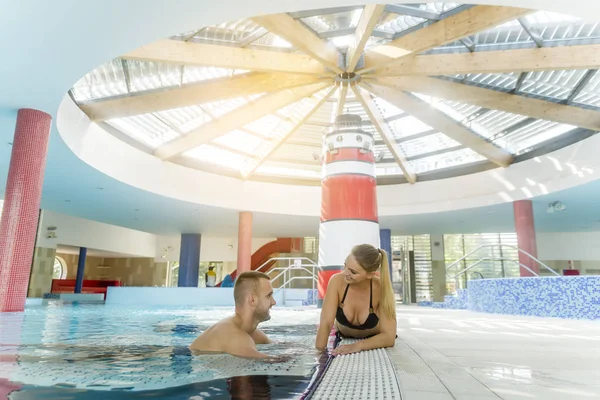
[59,89,600,217]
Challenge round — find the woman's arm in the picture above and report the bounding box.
[331,313,396,355]
[315,274,340,351]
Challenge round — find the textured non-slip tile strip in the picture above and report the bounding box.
[311,339,402,400]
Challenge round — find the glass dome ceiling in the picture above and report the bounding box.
[70,3,600,185]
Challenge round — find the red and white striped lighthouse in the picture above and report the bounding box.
[317,113,380,307]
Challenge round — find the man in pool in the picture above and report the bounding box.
[189,271,281,361]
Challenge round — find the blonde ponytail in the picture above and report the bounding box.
[378,249,397,320]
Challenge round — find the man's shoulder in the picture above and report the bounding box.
[190,318,250,352]
[213,318,252,337]
[212,317,241,331]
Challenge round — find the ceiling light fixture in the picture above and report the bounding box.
[547,201,567,213]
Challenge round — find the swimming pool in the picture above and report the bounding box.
[0,303,325,399]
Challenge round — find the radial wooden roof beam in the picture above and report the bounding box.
[336,85,349,117]
[370,76,600,131]
[364,82,514,167]
[346,4,386,72]
[81,73,328,121]
[154,82,330,160]
[123,39,328,75]
[360,5,531,73]
[352,85,417,184]
[243,86,337,178]
[372,44,600,77]
[252,13,344,74]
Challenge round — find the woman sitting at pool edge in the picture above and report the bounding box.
[315,244,397,355]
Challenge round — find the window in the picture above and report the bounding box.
[168,262,179,287]
[167,261,224,287]
[53,256,67,279]
[303,237,318,259]
[444,233,519,291]
[392,235,433,302]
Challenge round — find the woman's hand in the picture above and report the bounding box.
[331,342,363,356]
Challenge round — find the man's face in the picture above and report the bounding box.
[254,278,276,322]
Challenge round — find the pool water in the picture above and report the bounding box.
[0,303,325,399]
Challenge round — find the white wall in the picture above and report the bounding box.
[155,235,275,262]
[38,210,157,257]
[537,232,600,261]
[39,211,276,264]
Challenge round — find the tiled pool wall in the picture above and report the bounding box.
[468,276,600,319]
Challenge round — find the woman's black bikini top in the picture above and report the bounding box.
[336,280,379,330]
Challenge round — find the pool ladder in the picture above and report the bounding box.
[256,257,320,305]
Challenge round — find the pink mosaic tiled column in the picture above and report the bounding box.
[0,109,52,312]
[514,200,539,277]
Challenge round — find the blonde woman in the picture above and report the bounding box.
[315,244,397,355]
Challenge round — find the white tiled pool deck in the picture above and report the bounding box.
[391,305,600,400]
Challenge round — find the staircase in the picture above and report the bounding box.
[418,289,469,310]
[216,238,303,286]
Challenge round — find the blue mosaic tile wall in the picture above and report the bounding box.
[468,276,600,320]
[303,289,318,306]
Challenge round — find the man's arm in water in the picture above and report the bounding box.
[224,330,271,359]
[251,328,271,344]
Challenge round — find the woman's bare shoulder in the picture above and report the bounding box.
[330,272,345,283]
[326,273,345,291]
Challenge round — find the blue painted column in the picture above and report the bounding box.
[178,234,201,287]
[74,247,87,293]
[380,229,393,282]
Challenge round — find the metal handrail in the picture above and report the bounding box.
[446,244,558,277]
[273,276,318,294]
[254,257,320,305]
[451,258,499,280]
[256,257,317,272]
[470,271,484,280]
[451,257,539,281]
[268,266,317,283]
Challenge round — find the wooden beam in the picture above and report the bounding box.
[364,82,514,167]
[123,39,328,75]
[154,83,330,160]
[360,6,531,73]
[336,85,349,116]
[243,86,337,178]
[80,73,328,121]
[251,14,343,74]
[368,76,600,131]
[352,85,416,184]
[371,44,600,77]
[346,4,386,72]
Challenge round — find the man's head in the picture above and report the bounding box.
[233,271,276,322]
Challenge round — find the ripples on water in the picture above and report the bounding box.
[0,303,323,399]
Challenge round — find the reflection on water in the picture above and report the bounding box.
[7,375,314,400]
[0,304,322,398]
